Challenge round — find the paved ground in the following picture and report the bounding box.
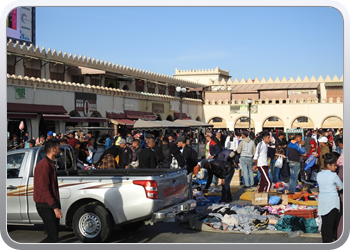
[5,186,322,245]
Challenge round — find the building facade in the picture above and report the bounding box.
[173,68,343,132]
[7,40,205,139]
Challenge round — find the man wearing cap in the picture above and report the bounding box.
[118,139,133,169]
[67,131,79,149]
[318,136,330,170]
[46,131,55,142]
[28,139,36,148]
[237,131,256,188]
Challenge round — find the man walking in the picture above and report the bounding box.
[33,141,63,243]
[237,130,256,188]
[253,132,272,193]
[286,133,307,194]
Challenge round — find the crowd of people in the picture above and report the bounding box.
[7,126,344,243]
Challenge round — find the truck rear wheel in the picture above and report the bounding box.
[72,204,112,243]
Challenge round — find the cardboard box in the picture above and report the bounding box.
[252,193,288,206]
[252,193,269,206]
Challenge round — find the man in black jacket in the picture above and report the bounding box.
[201,159,235,203]
[146,133,164,167]
[139,137,157,168]
[118,139,132,169]
[175,136,196,199]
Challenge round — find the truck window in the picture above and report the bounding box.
[7,153,25,178]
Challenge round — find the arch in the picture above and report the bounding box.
[166,115,173,121]
[196,116,201,121]
[66,110,80,128]
[291,116,315,129]
[90,111,102,117]
[156,114,162,121]
[321,116,343,129]
[69,110,81,117]
[107,81,117,89]
[233,116,255,129]
[262,116,285,130]
[122,85,129,91]
[207,116,227,129]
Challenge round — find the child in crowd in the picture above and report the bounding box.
[317,153,343,243]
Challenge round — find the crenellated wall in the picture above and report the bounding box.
[7,39,206,89]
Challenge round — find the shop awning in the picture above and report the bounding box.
[108,118,135,128]
[7,112,38,119]
[133,120,188,131]
[124,110,157,120]
[7,103,67,114]
[174,119,213,127]
[42,114,71,121]
[69,117,106,123]
[174,112,190,119]
[106,111,126,119]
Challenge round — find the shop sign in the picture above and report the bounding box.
[15,87,26,99]
[170,101,180,111]
[152,103,164,113]
[230,104,258,114]
[75,92,97,117]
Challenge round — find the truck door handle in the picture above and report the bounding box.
[7,185,17,190]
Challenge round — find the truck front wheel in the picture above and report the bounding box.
[72,204,113,243]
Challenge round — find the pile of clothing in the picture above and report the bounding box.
[262,204,318,216]
[202,204,278,233]
[198,204,320,234]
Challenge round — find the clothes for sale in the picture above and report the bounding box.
[274,215,319,233]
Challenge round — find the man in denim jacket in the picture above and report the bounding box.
[286,134,307,194]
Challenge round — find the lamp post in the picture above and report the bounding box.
[247,98,253,132]
[176,86,187,119]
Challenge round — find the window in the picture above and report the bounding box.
[158,85,166,95]
[211,117,223,123]
[168,86,175,96]
[7,153,25,178]
[7,65,15,75]
[135,80,144,92]
[296,117,309,123]
[147,82,155,93]
[50,71,64,81]
[90,78,100,86]
[71,75,85,84]
[24,68,41,78]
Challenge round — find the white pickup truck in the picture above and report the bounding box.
[7,145,196,243]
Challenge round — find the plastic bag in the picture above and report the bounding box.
[275,155,283,168]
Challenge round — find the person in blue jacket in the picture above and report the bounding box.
[286,133,307,194]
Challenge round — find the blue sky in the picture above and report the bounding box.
[36,7,343,82]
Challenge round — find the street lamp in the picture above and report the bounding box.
[247,98,253,132]
[176,86,187,119]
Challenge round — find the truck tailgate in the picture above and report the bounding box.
[155,169,189,208]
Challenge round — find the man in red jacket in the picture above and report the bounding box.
[33,141,63,243]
